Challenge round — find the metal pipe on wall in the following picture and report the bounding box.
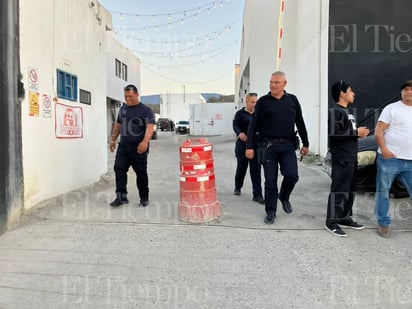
[0,0,24,234]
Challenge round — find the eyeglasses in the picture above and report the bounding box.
[124,85,138,92]
[248,92,258,96]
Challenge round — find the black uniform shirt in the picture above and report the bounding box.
[233,107,253,138]
[246,91,309,149]
[117,102,155,147]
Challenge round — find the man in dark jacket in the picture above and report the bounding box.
[246,71,309,224]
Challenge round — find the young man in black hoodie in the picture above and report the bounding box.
[326,80,369,236]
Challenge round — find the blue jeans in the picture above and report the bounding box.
[375,153,412,226]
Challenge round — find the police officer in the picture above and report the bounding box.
[233,92,264,204]
[109,84,155,207]
[246,71,309,224]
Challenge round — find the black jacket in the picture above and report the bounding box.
[246,91,309,149]
[328,104,359,162]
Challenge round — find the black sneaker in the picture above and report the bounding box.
[280,199,293,214]
[339,221,365,230]
[325,225,347,237]
[253,196,265,204]
[264,215,275,225]
[139,199,149,207]
[234,188,241,196]
[110,197,129,207]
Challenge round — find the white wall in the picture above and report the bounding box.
[190,103,236,136]
[237,0,330,156]
[20,0,111,208]
[159,93,206,123]
[105,34,142,142]
[280,0,330,156]
[106,34,141,100]
[237,0,278,106]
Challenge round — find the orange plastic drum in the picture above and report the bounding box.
[178,139,220,223]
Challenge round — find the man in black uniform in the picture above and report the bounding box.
[246,71,309,224]
[109,84,155,207]
[326,80,369,236]
[233,92,264,204]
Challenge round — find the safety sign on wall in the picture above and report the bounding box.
[55,102,83,138]
[42,94,52,118]
[28,67,39,91]
[29,91,40,117]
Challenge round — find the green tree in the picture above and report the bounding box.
[207,94,234,103]
[146,104,160,114]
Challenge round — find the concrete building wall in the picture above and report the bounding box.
[237,0,330,156]
[159,93,206,123]
[237,0,278,107]
[105,34,141,142]
[20,0,111,209]
[190,103,236,136]
[106,34,141,101]
[281,0,330,156]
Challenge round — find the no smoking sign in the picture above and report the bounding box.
[28,67,39,90]
[42,94,52,118]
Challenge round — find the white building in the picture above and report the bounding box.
[190,103,236,136]
[19,0,141,209]
[237,0,329,156]
[237,0,412,157]
[105,33,141,142]
[159,93,206,123]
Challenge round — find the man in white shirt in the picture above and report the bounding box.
[375,80,412,238]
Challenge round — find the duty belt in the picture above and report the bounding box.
[264,137,293,144]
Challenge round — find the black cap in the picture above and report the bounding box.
[400,80,412,90]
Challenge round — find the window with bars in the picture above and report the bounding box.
[115,59,128,81]
[121,63,128,81]
[115,59,121,78]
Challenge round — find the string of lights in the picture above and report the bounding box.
[113,19,239,60]
[141,41,237,69]
[115,35,219,61]
[143,65,234,86]
[115,32,226,54]
[137,42,210,58]
[111,1,230,18]
[113,20,237,46]
[111,1,231,31]
[105,0,241,92]
[129,40,238,60]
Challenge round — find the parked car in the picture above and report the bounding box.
[157,118,174,131]
[175,120,190,135]
[323,135,408,198]
[151,122,158,140]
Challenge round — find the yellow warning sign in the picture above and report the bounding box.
[29,91,40,117]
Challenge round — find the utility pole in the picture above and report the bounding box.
[182,83,186,103]
[0,0,24,234]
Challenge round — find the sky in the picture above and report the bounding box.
[98,0,245,95]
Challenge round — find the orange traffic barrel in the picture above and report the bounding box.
[178,139,220,223]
